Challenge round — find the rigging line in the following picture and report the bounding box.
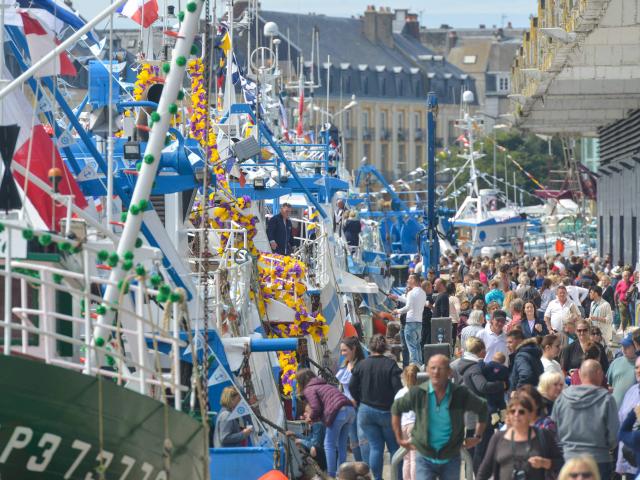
[19,79,41,226]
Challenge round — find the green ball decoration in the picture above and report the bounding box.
[144,154,155,164]
[122,259,133,271]
[168,103,178,115]
[175,56,186,67]
[22,229,34,240]
[106,355,115,366]
[186,2,197,13]
[58,241,72,252]
[138,199,148,210]
[107,252,119,267]
[190,44,199,56]
[135,265,146,277]
[162,62,170,74]
[150,274,163,287]
[98,250,109,262]
[38,234,52,246]
[178,11,185,22]
[150,111,161,123]
[177,90,185,101]
[118,280,130,294]
[120,212,128,222]
[95,337,105,347]
[123,251,134,261]
[73,245,82,254]
[95,304,107,315]
[135,238,143,248]
[136,161,142,171]
[169,291,183,303]
[129,204,140,215]
[0,223,4,232]
[157,293,168,303]
[159,284,171,296]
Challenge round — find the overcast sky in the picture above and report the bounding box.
[77,0,537,30]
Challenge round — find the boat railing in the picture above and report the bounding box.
[0,227,188,410]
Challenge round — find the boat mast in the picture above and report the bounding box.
[91,0,205,346]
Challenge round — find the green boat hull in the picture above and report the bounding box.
[0,355,207,479]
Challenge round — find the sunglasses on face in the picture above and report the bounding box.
[568,473,593,479]
[509,408,529,416]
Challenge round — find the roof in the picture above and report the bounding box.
[259,10,465,78]
[447,41,493,75]
[487,42,520,72]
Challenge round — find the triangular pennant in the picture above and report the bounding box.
[207,365,229,386]
[226,396,251,421]
[0,125,23,213]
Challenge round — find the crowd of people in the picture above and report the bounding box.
[214,250,640,479]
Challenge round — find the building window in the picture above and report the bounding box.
[463,55,477,64]
[620,216,625,264]
[414,111,421,129]
[633,216,637,267]
[362,110,370,128]
[497,75,510,93]
[397,111,404,130]
[381,143,389,167]
[398,144,407,166]
[416,144,424,165]
[380,111,388,130]
[599,216,603,258]
[609,215,613,258]
[343,110,351,128]
[363,142,371,163]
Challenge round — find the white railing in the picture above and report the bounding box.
[0,226,188,411]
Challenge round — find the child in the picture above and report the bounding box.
[480,352,509,422]
[288,403,327,471]
[393,365,419,480]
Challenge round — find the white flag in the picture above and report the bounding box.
[207,366,228,386]
[226,397,251,421]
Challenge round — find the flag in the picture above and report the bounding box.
[296,75,304,137]
[1,67,87,229]
[19,12,76,77]
[16,0,100,44]
[218,32,231,54]
[207,365,229,386]
[278,94,290,142]
[227,396,252,421]
[118,0,159,28]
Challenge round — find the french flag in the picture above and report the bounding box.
[119,0,159,28]
[19,12,76,77]
[1,67,86,229]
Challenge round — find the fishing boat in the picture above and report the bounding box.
[0,0,383,478]
[449,91,528,257]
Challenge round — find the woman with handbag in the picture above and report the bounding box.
[477,391,563,480]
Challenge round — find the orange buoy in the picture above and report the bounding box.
[258,470,288,480]
[555,239,565,254]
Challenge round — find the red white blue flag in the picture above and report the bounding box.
[119,0,159,28]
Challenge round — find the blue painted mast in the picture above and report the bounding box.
[422,92,440,276]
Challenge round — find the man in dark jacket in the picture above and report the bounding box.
[433,278,449,318]
[266,202,294,255]
[451,337,505,472]
[392,354,487,479]
[509,335,544,390]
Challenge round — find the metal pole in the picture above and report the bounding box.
[92,0,205,345]
[107,5,115,231]
[492,130,497,188]
[426,92,440,275]
[0,0,128,102]
[513,171,517,204]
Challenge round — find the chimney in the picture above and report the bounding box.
[375,6,394,48]
[364,5,377,43]
[404,13,420,40]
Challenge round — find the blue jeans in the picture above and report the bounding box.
[404,322,423,365]
[324,405,355,476]
[357,403,398,480]
[415,454,461,480]
[347,412,363,461]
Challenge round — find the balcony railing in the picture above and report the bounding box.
[379,128,391,141]
[414,129,424,141]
